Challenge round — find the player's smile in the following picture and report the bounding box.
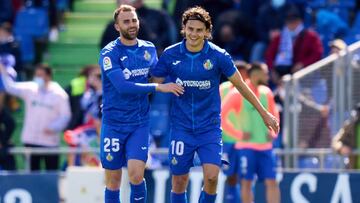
[184,20,209,52]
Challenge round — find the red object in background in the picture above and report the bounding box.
[12,0,24,13]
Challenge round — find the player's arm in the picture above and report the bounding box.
[150,76,165,84]
[149,51,169,85]
[228,70,279,134]
[218,51,279,133]
[101,55,183,96]
[221,91,243,140]
[0,63,28,99]
[266,88,280,139]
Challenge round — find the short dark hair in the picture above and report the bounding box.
[181,6,212,39]
[113,4,136,23]
[36,64,53,78]
[248,62,267,76]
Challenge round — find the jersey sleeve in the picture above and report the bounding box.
[150,51,169,78]
[219,51,237,78]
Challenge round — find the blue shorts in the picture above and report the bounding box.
[100,123,149,170]
[221,143,238,176]
[169,129,223,175]
[237,149,276,181]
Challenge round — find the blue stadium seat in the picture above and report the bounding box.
[298,156,320,169]
[307,0,326,8]
[57,0,69,10]
[344,11,360,44]
[15,34,35,63]
[14,8,49,63]
[14,8,49,37]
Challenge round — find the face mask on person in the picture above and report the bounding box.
[33,77,45,88]
[272,0,285,9]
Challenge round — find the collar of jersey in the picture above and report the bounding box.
[116,38,144,53]
[180,39,210,55]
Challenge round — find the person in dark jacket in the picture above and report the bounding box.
[0,83,16,170]
[100,0,177,54]
[265,5,323,82]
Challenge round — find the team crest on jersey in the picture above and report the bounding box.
[106,153,113,162]
[171,157,178,165]
[144,50,151,61]
[123,68,132,80]
[103,57,112,71]
[203,59,213,70]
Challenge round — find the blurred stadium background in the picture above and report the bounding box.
[1,0,360,202]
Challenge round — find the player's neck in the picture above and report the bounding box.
[185,41,204,53]
[120,37,137,46]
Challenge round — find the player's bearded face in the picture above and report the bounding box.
[116,11,139,40]
[184,20,209,51]
[120,25,139,40]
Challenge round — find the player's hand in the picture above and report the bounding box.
[339,146,352,155]
[156,83,184,96]
[262,111,280,134]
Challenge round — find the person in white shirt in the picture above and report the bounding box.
[0,63,71,171]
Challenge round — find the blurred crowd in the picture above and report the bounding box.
[0,0,360,171]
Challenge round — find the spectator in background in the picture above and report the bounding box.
[221,63,280,203]
[0,22,22,75]
[100,0,177,54]
[0,96,16,171]
[220,60,249,203]
[0,56,16,171]
[265,4,323,83]
[64,66,102,167]
[298,39,347,149]
[0,64,71,171]
[213,9,256,61]
[329,39,347,54]
[250,0,288,62]
[25,0,60,42]
[332,103,360,169]
[66,65,98,130]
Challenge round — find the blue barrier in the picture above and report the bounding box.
[0,172,59,203]
[1,171,360,203]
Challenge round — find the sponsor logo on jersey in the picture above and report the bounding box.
[103,57,112,71]
[172,60,181,66]
[175,78,211,90]
[203,59,213,70]
[106,153,113,162]
[171,157,178,165]
[144,50,151,61]
[123,68,132,80]
[123,67,150,80]
[120,56,128,61]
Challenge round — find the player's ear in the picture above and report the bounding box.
[114,23,120,32]
[205,30,211,39]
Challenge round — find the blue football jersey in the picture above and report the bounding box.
[151,40,236,133]
[99,38,158,126]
